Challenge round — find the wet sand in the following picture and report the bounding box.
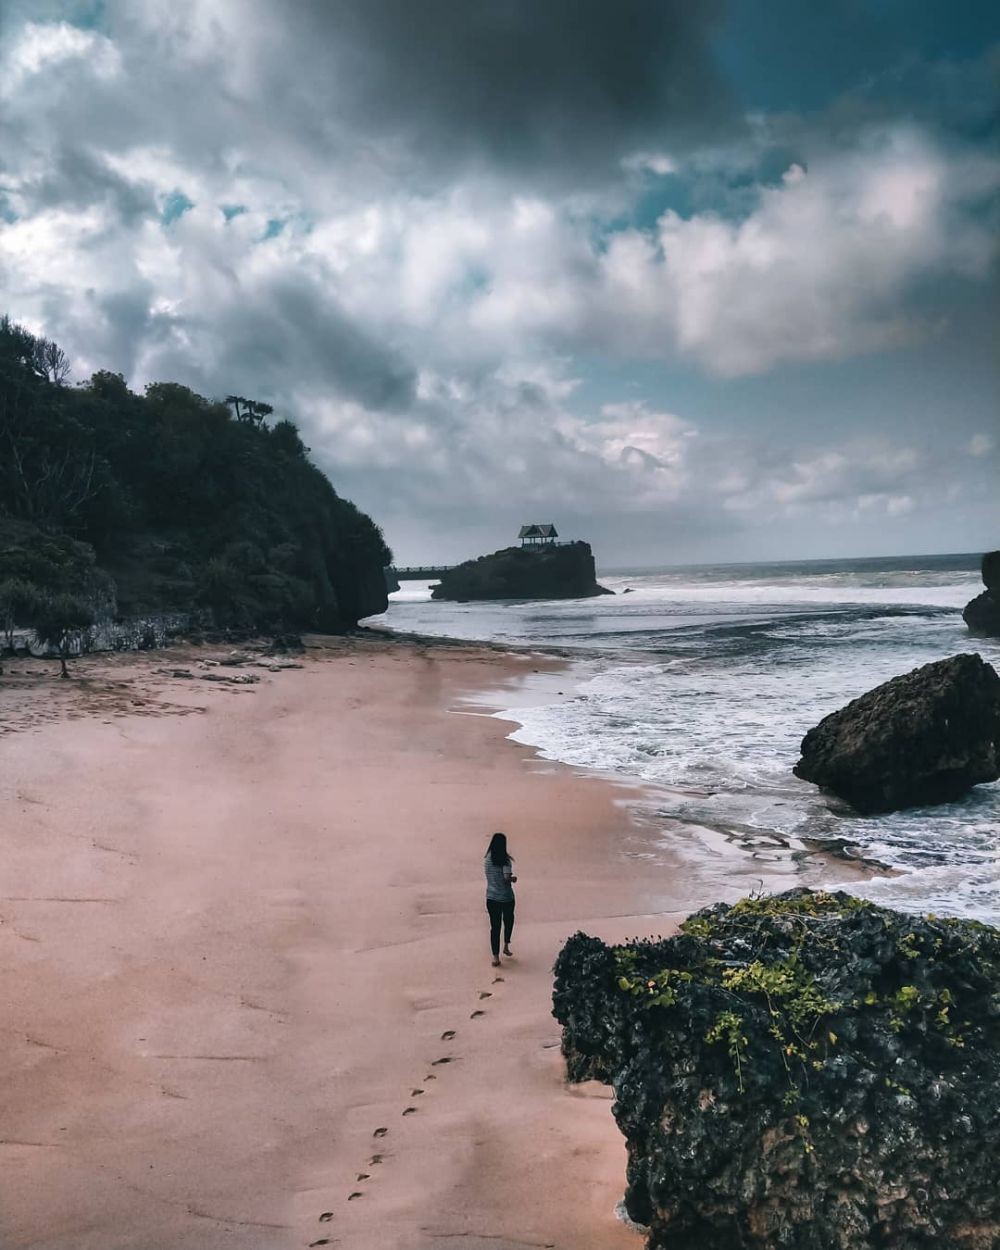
[1,635,853,1249]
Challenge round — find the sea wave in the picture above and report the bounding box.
[371,554,999,922]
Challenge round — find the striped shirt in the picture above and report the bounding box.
[484,855,514,902]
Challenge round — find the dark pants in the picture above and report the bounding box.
[487,897,515,958]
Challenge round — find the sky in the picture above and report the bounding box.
[1,1,998,567]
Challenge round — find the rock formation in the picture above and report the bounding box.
[0,315,393,649]
[793,653,1000,813]
[553,889,1000,1250]
[963,550,1000,636]
[430,540,611,601]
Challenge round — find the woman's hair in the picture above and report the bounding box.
[487,832,510,867]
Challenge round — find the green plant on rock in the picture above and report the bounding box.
[615,950,693,1008]
[706,1010,748,1093]
[721,958,839,1041]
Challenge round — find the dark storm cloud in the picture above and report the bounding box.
[278,0,736,182]
[222,281,417,411]
[20,144,156,224]
[139,277,418,415]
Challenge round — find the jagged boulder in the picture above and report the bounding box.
[793,653,1000,813]
[963,551,1000,636]
[552,890,1000,1250]
[431,540,611,601]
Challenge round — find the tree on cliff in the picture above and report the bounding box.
[30,594,94,677]
[34,337,70,385]
[225,394,273,426]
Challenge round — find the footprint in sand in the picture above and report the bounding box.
[402,1106,418,1115]
[373,1126,388,1138]
[411,1088,424,1096]
[493,976,505,983]
[348,1191,364,1200]
[479,991,492,999]
[318,1212,334,1222]
[369,1154,384,1166]
[431,1056,455,1065]
[309,1239,332,1247]
[357,1172,370,1181]
[440,1029,456,1040]
[470,1009,485,1019]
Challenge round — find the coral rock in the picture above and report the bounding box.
[552,889,1000,1250]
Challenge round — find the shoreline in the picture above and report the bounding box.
[370,623,893,884]
[1,632,867,1250]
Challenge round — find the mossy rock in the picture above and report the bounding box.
[553,888,1000,1249]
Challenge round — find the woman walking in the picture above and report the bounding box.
[484,832,517,966]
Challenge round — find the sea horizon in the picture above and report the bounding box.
[598,549,985,575]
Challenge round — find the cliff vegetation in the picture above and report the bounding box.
[0,316,390,644]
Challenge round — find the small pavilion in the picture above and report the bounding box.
[518,523,558,547]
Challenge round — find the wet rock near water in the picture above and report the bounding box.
[793,653,1000,814]
[431,541,611,602]
[963,550,1000,637]
[553,889,1000,1250]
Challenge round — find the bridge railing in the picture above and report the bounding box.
[390,565,455,580]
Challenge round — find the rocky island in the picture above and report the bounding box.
[553,889,1000,1250]
[963,550,1000,636]
[430,538,611,602]
[793,653,1000,813]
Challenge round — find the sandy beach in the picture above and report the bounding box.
[2,635,854,1250]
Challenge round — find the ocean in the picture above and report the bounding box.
[368,553,1000,923]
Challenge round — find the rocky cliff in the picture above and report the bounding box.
[963,551,1000,637]
[0,316,391,645]
[430,541,611,601]
[553,889,1000,1250]
[793,653,1000,813]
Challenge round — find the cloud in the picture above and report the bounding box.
[469,126,999,375]
[1,2,997,562]
[1,19,120,96]
[265,0,735,185]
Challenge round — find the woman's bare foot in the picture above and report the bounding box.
[491,957,501,966]
[503,946,513,957]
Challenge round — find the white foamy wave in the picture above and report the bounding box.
[853,861,1000,924]
[374,554,998,922]
[598,575,977,610]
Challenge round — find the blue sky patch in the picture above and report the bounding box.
[160,191,194,225]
